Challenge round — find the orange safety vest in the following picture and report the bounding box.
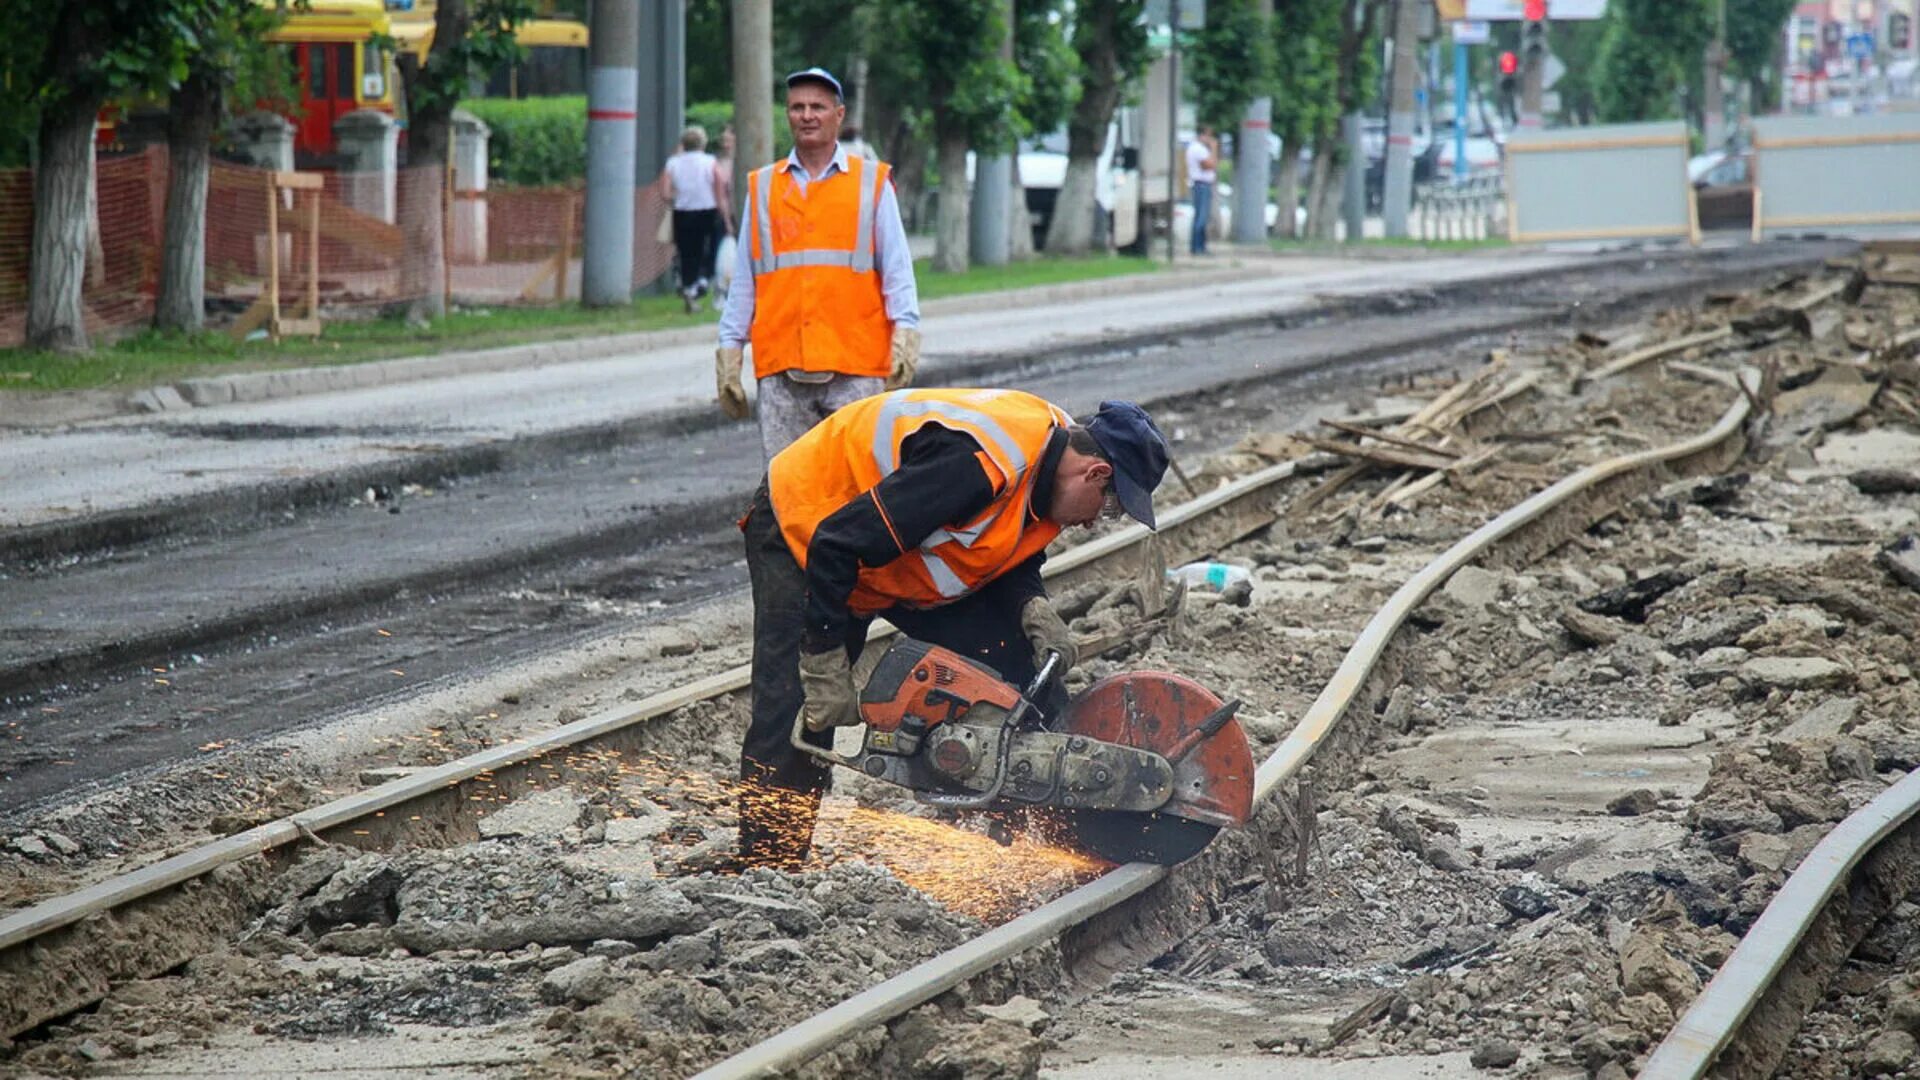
[768,389,1071,615]
[745,155,894,380]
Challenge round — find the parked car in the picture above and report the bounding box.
[1689,145,1754,231]
[1432,119,1506,178]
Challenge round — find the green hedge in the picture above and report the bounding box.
[459,97,792,188]
[460,96,587,187]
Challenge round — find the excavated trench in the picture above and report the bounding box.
[7,247,1920,1078]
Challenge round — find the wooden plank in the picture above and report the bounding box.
[1864,239,1920,256]
[1317,417,1462,457]
[520,252,564,301]
[1762,210,1920,229]
[272,170,325,191]
[318,201,403,260]
[1513,223,1693,243]
[273,316,322,338]
[1867,271,1920,289]
[1506,135,1687,154]
[227,296,273,342]
[1755,131,1920,150]
[1298,435,1457,473]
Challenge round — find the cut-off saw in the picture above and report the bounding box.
[791,637,1254,865]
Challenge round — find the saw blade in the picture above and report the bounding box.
[1063,807,1221,866]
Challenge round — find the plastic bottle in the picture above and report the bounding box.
[1166,562,1252,592]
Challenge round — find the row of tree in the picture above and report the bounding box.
[4,0,531,353]
[6,0,1803,353]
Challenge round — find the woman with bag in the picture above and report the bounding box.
[659,126,731,313]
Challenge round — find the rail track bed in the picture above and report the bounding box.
[5,245,1920,1078]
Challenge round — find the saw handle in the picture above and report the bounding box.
[1163,698,1243,765]
[916,650,1061,810]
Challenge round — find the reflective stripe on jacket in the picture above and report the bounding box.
[767,388,1070,614]
[746,155,893,380]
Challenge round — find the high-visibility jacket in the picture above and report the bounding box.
[768,388,1071,614]
[745,155,893,380]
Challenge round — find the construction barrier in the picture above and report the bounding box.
[1751,113,1920,241]
[1504,120,1698,246]
[0,151,676,349]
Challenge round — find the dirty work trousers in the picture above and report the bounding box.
[738,480,1047,870]
[752,372,885,463]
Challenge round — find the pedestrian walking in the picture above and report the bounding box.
[660,126,730,312]
[708,124,737,312]
[715,67,922,461]
[1186,124,1219,255]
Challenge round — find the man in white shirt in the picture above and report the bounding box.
[1185,124,1219,256]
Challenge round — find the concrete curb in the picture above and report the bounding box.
[1,262,1287,429]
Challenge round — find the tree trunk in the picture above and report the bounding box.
[1048,158,1102,255]
[1321,162,1347,240]
[27,93,101,352]
[1302,135,1333,240]
[1044,2,1126,254]
[933,128,969,273]
[156,70,221,333]
[1008,153,1035,260]
[399,0,471,321]
[1275,141,1300,239]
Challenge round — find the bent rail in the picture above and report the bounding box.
[1640,767,1920,1079]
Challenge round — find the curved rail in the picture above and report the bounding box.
[1640,767,1920,1078]
[691,370,1763,1080]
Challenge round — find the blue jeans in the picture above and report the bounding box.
[1189,181,1213,254]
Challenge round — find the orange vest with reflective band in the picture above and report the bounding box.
[768,389,1070,615]
[746,155,893,380]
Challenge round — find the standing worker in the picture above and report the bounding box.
[1186,124,1219,256]
[715,67,922,461]
[735,388,1170,870]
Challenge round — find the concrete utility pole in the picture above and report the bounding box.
[1382,0,1422,238]
[1232,0,1276,244]
[583,0,639,306]
[636,0,686,295]
[1341,110,1366,242]
[970,0,1014,266]
[1703,0,1728,149]
[731,0,773,222]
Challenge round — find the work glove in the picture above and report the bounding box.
[1020,595,1078,676]
[885,326,921,391]
[798,648,862,732]
[716,346,750,420]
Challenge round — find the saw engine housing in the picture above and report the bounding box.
[837,637,1256,864]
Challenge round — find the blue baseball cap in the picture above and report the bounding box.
[785,67,844,102]
[1084,401,1169,529]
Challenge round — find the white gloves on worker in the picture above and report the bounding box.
[798,648,862,732]
[716,346,749,420]
[886,327,921,391]
[1020,596,1078,675]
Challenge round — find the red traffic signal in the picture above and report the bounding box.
[1499,50,1519,75]
[1523,0,1546,19]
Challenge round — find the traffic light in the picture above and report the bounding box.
[1523,0,1546,19]
[1893,13,1913,51]
[1499,50,1519,76]
[1522,19,1547,64]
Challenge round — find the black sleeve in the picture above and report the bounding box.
[974,551,1047,610]
[800,426,1000,652]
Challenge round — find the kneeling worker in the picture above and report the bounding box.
[736,388,1170,869]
